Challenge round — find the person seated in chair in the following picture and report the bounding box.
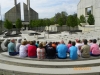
[8,39,19,56]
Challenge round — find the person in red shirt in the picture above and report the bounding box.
[28,41,37,58]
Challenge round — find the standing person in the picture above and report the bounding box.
[19,41,27,58]
[81,39,90,58]
[69,41,78,60]
[46,42,56,59]
[8,39,19,56]
[37,43,45,59]
[90,39,100,56]
[28,41,37,58]
[56,40,68,59]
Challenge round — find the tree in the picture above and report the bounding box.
[87,14,95,25]
[15,19,22,34]
[50,17,55,25]
[80,15,86,23]
[58,17,63,31]
[4,19,13,35]
[54,13,61,24]
[29,20,33,29]
[66,15,78,30]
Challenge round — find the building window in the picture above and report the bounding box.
[85,6,93,16]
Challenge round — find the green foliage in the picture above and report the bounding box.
[44,19,51,26]
[15,19,22,28]
[4,19,13,29]
[58,17,63,26]
[80,15,86,23]
[50,17,55,25]
[77,18,81,26]
[87,14,95,25]
[66,15,78,28]
[54,11,68,25]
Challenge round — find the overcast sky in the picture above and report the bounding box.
[0,0,80,20]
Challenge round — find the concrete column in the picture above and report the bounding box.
[14,0,17,22]
[14,0,17,5]
[27,0,30,10]
[27,0,30,29]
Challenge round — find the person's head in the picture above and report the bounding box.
[68,40,71,44]
[82,39,85,43]
[18,39,21,43]
[48,42,52,46]
[37,41,39,44]
[89,39,92,43]
[38,43,43,49]
[30,41,33,45]
[76,39,81,43]
[33,40,36,43]
[42,42,46,47]
[52,42,55,44]
[27,41,30,44]
[60,40,65,44]
[33,40,36,45]
[11,39,15,43]
[72,41,76,46]
[21,41,27,45]
[84,39,88,45]
[93,39,97,43]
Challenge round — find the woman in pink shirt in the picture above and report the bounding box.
[90,39,100,56]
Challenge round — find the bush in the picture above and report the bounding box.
[80,15,86,23]
[4,19,13,29]
[87,14,95,25]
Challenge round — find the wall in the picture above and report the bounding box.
[23,3,38,21]
[5,3,21,22]
[78,25,95,32]
[77,0,100,30]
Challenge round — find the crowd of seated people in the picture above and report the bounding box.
[7,39,100,60]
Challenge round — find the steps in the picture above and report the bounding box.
[0,52,100,75]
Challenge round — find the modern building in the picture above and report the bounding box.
[23,3,38,21]
[77,0,100,30]
[5,0,38,23]
[5,3,21,23]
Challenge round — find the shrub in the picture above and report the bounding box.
[87,14,95,25]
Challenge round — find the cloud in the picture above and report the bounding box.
[0,0,80,19]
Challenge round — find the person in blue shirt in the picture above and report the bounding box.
[56,40,68,59]
[8,39,19,56]
[69,41,78,60]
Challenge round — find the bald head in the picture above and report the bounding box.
[60,40,64,44]
[11,39,15,43]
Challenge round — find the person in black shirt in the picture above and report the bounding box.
[46,42,56,59]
